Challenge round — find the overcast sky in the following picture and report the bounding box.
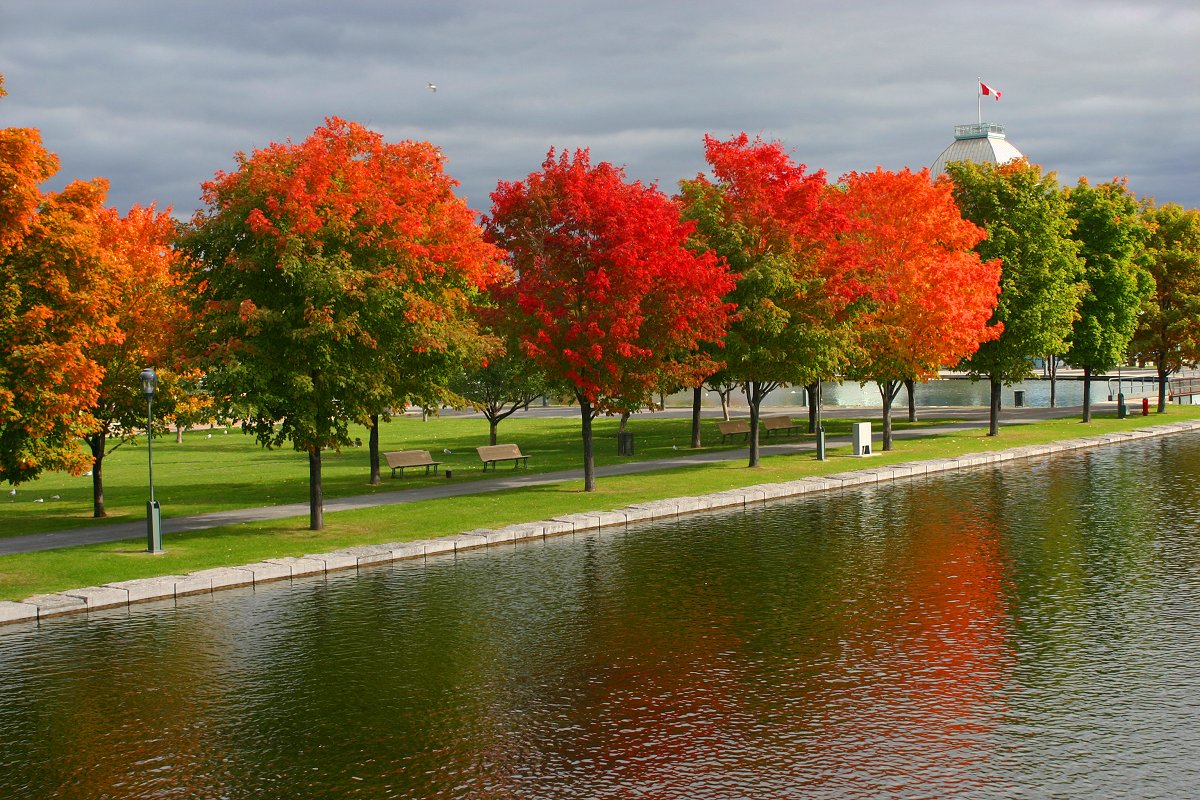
[3,1,1198,219]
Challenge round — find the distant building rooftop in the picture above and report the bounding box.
[930,122,1025,177]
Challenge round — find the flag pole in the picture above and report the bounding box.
[977,76,982,124]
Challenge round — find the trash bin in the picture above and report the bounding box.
[1013,390,1026,407]
[617,431,634,456]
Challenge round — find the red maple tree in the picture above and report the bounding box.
[831,168,1002,449]
[486,148,735,490]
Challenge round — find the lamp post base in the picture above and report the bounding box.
[146,500,164,554]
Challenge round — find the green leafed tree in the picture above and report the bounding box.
[945,159,1085,435]
[1130,201,1200,411]
[182,118,506,528]
[679,134,852,467]
[1063,177,1155,422]
[449,345,550,446]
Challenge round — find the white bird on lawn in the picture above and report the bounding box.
[206,433,213,439]
[51,495,60,500]
[34,498,43,503]
[7,488,15,496]
[443,448,452,454]
[85,470,93,477]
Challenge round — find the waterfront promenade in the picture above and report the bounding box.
[0,404,1086,556]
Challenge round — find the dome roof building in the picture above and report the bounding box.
[930,122,1025,177]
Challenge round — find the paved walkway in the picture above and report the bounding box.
[0,405,1091,555]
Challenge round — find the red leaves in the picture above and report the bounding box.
[486,148,735,410]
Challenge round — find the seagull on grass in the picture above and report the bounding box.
[7,488,15,497]
[443,448,452,454]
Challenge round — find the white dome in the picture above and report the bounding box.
[931,123,1024,177]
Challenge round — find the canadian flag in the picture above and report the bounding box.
[980,81,1002,100]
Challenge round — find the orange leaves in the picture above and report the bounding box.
[831,168,1002,382]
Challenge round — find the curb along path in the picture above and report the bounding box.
[4,418,1199,627]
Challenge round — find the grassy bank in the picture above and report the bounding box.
[3,406,1197,602]
[0,411,943,538]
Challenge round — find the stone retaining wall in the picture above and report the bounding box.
[4,420,1199,627]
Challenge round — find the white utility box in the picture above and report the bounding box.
[851,422,873,456]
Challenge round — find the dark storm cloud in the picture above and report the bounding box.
[2,0,1197,217]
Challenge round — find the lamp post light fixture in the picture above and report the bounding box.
[140,367,164,554]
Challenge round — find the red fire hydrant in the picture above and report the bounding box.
[1142,397,1150,416]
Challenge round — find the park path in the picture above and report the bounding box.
[0,405,1086,555]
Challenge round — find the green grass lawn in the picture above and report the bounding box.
[2,405,1197,602]
[0,410,917,538]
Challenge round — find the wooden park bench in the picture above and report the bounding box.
[716,419,751,444]
[477,444,530,472]
[762,415,803,438]
[384,450,442,478]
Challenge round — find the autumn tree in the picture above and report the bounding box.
[182,118,506,528]
[1130,201,1200,411]
[485,148,734,491]
[450,350,549,446]
[80,205,188,517]
[832,168,1002,450]
[945,160,1084,435]
[1,76,124,484]
[1063,178,1155,422]
[679,133,850,466]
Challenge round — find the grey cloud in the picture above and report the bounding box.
[2,0,1197,218]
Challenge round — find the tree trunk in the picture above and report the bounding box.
[1048,355,1058,408]
[719,387,731,421]
[176,425,184,444]
[812,381,823,436]
[879,380,900,451]
[1158,364,1169,413]
[580,398,596,492]
[746,381,768,467]
[905,378,917,422]
[1084,367,1094,422]
[989,377,1001,436]
[88,432,107,518]
[368,414,381,485]
[691,386,702,448]
[308,447,324,530]
[619,410,631,433]
[489,416,499,446]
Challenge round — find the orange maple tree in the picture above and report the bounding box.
[831,168,1002,449]
[184,117,506,528]
[1,74,124,483]
[82,204,188,516]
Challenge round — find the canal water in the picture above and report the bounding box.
[3,434,1200,799]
